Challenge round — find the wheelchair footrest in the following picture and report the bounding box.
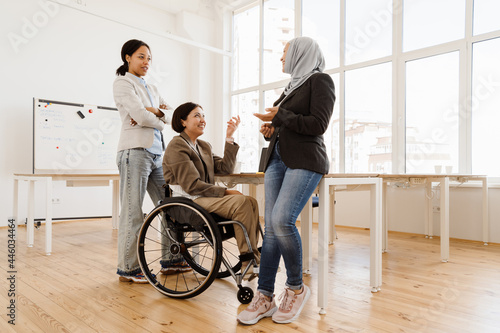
[239,252,255,262]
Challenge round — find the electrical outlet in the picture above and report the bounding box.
[52,198,61,204]
[410,177,426,185]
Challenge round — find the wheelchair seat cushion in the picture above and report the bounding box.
[160,197,214,231]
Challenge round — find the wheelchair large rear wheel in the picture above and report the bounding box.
[137,199,223,299]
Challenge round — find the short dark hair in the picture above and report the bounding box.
[172,102,203,133]
[115,39,150,76]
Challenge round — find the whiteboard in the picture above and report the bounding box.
[33,98,120,174]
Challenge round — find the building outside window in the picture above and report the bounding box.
[231,0,500,177]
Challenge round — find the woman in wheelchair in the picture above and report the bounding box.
[162,102,261,279]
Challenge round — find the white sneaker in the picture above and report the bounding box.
[237,291,277,325]
[272,285,311,324]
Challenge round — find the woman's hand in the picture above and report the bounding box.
[146,106,164,117]
[226,115,241,139]
[260,123,275,138]
[132,104,168,125]
[254,106,278,122]
[224,189,242,196]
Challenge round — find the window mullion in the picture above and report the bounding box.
[258,0,265,150]
[295,0,302,37]
[393,0,405,173]
[463,0,474,173]
[339,0,346,173]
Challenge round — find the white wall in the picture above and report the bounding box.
[312,184,500,244]
[1,0,222,227]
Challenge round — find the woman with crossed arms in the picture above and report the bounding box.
[113,39,190,283]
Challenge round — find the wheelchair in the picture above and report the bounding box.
[137,190,262,304]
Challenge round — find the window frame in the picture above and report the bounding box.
[229,0,500,179]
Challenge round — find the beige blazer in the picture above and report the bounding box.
[113,72,173,151]
[163,132,239,198]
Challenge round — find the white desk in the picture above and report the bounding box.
[13,173,120,255]
[217,173,383,314]
[379,174,488,262]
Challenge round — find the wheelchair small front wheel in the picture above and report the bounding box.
[237,287,254,304]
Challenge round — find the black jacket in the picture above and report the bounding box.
[262,72,335,175]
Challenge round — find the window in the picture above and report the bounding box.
[325,74,340,172]
[302,0,340,69]
[403,0,466,52]
[405,52,459,173]
[345,0,392,65]
[231,91,259,172]
[473,0,500,35]
[472,38,500,176]
[233,6,259,90]
[263,0,294,84]
[345,63,392,173]
[231,0,500,176]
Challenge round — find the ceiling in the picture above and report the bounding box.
[135,0,255,17]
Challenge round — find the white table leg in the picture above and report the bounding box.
[27,180,35,247]
[425,182,432,239]
[370,180,383,292]
[248,183,257,199]
[382,181,388,252]
[329,190,337,244]
[440,177,450,262]
[428,182,435,239]
[301,196,312,275]
[317,179,330,315]
[45,177,53,255]
[377,180,383,289]
[482,177,489,245]
[112,179,120,229]
[13,178,19,240]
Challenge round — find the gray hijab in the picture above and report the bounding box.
[283,37,325,96]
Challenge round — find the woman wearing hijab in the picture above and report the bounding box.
[237,37,335,325]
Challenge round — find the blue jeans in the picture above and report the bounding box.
[258,144,322,297]
[116,148,167,276]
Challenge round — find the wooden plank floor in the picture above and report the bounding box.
[1,219,499,333]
